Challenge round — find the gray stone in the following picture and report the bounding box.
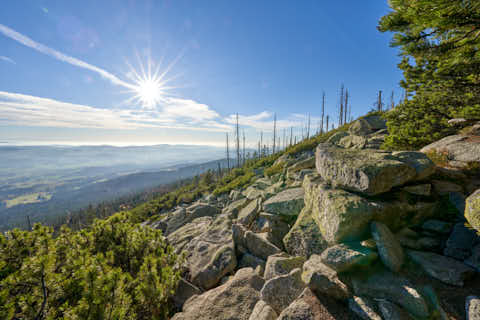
[162,204,220,236]
[239,253,266,276]
[391,151,436,181]
[303,176,379,243]
[167,216,213,253]
[371,221,405,272]
[352,270,429,318]
[303,173,438,245]
[422,219,453,234]
[263,187,305,216]
[348,296,382,320]
[245,231,281,260]
[320,243,378,273]
[349,115,387,136]
[244,188,266,201]
[277,288,331,320]
[449,191,467,216]
[403,184,431,196]
[465,244,480,272]
[420,134,480,168]
[378,300,413,320]
[232,223,247,249]
[183,214,237,290]
[302,254,350,300]
[248,300,278,320]
[444,222,477,260]
[264,254,305,281]
[229,189,244,201]
[338,134,367,149]
[466,296,480,320]
[238,198,261,226]
[420,285,448,320]
[466,189,480,234]
[432,180,464,195]
[172,268,264,320]
[315,144,419,196]
[223,198,248,216]
[407,250,476,286]
[282,206,328,257]
[260,268,306,314]
[417,237,442,251]
[172,278,202,309]
[253,212,290,249]
[326,131,349,144]
[286,157,315,180]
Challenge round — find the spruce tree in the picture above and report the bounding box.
[379,0,480,149]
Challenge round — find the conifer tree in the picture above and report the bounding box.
[378,0,480,149]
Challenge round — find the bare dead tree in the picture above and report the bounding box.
[390,90,395,110]
[307,113,311,139]
[289,127,293,147]
[235,113,240,167]
[326,115,330,132]
[242,129,245,165]
[282,128,286,150]
[339,84,344,126]
[344,89,349,124]
[260,131,263,157]
[272,113,277,154]
[377,90,383,112]
[321,91,325,134]
[225,132,230,170]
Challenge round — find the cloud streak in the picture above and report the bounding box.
[0,24,134,89]
[0,56,15,64]
[0,91,231,131]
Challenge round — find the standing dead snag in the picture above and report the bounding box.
[272,113,277,154]
[321,91,325,134]
[225,133,230,170]
[235,113,240,167]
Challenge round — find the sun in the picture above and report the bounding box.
[123,53,179,109]
[135,77,163,108]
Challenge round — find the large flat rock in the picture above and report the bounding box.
[315,144,434,196]
[406,250,476,287]
[172,268,264,320]
[303,174,438,244]
[352,270,429,318]
[420,134,480,169]
[320,243,377,273]
[263,187,305,216]
[183,214,237,290]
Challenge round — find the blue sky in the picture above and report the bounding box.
[0,0,402,147]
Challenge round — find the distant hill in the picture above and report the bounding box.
[0,144,230,230]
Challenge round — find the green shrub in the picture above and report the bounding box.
[0,220,182,319]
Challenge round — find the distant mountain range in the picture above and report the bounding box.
[0,144,230,230]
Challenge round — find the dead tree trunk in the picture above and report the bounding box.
[321,91,325,134]
[272,113,277,154]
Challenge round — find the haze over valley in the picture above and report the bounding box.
[0,144,226,229]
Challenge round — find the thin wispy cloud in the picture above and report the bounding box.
[0,55,15,64]
[0,24,134,89]
[0,91,231,131]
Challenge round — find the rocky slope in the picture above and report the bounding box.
[145,115,480,319]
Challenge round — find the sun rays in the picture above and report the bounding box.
[122,51,182,109]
